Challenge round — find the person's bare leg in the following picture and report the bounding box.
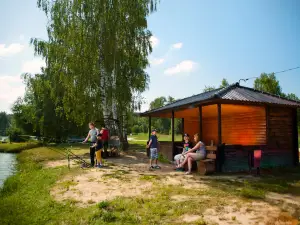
[179,153,191,167]
[187,157,193,173]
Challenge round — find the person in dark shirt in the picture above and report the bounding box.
[92,133,103,168]
[174,133,193,170]
[146,129,160,169]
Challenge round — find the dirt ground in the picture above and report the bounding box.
[46,151,300,225]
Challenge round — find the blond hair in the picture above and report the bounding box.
[194,133,200,143]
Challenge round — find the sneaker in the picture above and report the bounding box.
[97,164,102,168]
[154,165,161,169]
[149,166,155,170]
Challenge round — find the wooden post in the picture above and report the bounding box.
[293,109,299,166]
[172,111,175,154]
[148,116,151,140]
[147,116,151,157]
[181,118,184,141]
[218,104,222,145]
[199,106,203,140]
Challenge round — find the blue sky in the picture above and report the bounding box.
[0,0,300,113]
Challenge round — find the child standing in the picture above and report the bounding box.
[92,133,103,168]
[83,122,99,167]
[147,129,160,169]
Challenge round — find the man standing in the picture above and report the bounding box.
[100,126,109,158]
[83,122,99,167]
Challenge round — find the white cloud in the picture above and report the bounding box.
[21,58,45,74]
[0,75,25,112]
[150,36,159,48]
[150,57,165,66]
[164,60,197,76]
[172,42,183,49]
[0,43,25,57]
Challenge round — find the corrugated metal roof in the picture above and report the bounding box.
[141,88,222,115]
[140,83,300,116]
[219,86,300,106]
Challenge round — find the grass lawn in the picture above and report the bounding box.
[1,144,300,224]
[129,133,182,142]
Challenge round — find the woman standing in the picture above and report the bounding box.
[178,133,206,174]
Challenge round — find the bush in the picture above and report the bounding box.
[132,125,140,134]
[6,127,23,142]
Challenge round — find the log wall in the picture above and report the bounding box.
[222,107,297,172]
[221,105,266,145]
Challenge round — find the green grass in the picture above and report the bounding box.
[129,133,182,142]
[0,148,93,225]
[2,144,300,224]
[0,147,215,224]
[0,142,41,153]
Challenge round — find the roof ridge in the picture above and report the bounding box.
[213,82,239,98]
[237,85,300,104]
[143,87,223,113]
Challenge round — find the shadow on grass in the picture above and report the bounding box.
[201,167,300,199]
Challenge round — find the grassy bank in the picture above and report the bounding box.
[0,142,41,153]
[0,147,93,225]
[1,145,299,224]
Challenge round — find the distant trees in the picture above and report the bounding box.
[203,78,229,92]
[0,112,10,136]
[254,73,282,96]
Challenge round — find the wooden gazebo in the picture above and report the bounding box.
[140,83,300,172]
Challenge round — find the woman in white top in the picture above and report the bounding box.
[178,133,206,174]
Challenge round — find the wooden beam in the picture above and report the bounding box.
[148,116,151,140]
[181,118,184,141]
[172,111,175,156]
[293,108,299,166]
[218,103,222,145]
[199,106,203,140]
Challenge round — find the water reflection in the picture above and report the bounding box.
[0,153,17,187]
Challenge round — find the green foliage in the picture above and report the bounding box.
[254,73,282,95]
[202,78,229,92]
[0,112,10,136]
[0,142,41,153]
[29,0,160,144]
[220,78,229,88]
[203,86,216,92]
[132,125,140,134]
[98,201,110,209]
[6,126,23,142]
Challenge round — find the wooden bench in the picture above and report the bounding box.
[197,145,217,175]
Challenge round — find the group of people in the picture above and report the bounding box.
[83,122,206,173]
[147,130,206,174]
[83,122,109,168]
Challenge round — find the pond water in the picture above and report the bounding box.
[0,153,17,188]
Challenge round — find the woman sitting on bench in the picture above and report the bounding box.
[178,133,206,175]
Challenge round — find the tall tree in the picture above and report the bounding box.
[30,0,159,145]
[253,73,282,95]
